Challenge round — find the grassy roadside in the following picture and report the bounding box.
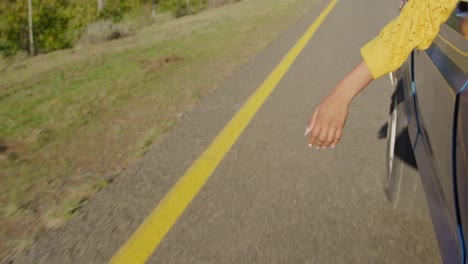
[0,0,318,260]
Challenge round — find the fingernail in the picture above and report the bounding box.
[315,146,320,150]
[331,145,336,149]
[322,147,327,149]
[304,127,311,136]
[308,144,312,148]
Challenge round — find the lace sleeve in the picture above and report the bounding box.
[360,0,459,79]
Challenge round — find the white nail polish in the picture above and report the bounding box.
[304,127,311,136]
[308,144,312,148]
[331,145,336,149]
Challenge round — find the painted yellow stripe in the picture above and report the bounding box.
[109,1,338,263]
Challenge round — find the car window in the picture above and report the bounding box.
[446,0,468,38]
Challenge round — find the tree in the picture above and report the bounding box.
[152,0,157,17]
[28,0,34,55]
[97,0,106,11]
[0,0,73,57]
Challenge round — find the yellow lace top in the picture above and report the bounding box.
[361,0,459,79]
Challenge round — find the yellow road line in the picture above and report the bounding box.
[109,1,338,263]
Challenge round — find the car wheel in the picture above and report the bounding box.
[385,75,426,215]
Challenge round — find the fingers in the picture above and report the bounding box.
[305,108,319,136]
[308,125,321,148]
[307,122,327,148]
[314,125,328,148]
[305,106,344,149]
[324,127,335,148]
[306,122,342,149]
[331,128,343,147]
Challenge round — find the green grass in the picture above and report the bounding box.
[0,0,318,260]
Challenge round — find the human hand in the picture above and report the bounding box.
[304,61,373,149]
[305,90,350,149]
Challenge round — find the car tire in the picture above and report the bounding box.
[385,75,427,215]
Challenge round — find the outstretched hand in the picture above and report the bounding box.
[305,61,374,149]
[305,90,350,149]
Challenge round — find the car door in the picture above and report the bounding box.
[411,1,468,262]
[456,83,468,264]
[451,2,468,263]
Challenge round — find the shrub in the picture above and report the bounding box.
[0,0,136,57]
[77,20,130,45]
[34,1,74,52]
[206,0,235,7]
[159,0,207,18]
[0,0,73,57]
[98,0,133,22]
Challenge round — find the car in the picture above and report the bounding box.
[385,0,468,263]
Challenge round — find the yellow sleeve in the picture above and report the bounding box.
[361,0,459,79]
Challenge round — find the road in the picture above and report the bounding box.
[13,0,441,263]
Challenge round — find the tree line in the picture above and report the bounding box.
[0,0,208,57]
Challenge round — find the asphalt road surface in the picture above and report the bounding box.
[13,0,442,263]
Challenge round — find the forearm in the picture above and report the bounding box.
[332,61,373,103]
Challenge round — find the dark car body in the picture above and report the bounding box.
[390,1,468,263]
